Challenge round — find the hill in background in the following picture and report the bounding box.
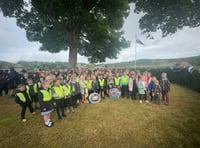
[0,55,199,71]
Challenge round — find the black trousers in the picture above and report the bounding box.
[65,97,73,108]
[55,99,65,117]
[0,83,8,95]
[149,92,153,102]
[71,95,78,108]
[20,103,34,119]
[121,85,129,98]
[129,91,136,100]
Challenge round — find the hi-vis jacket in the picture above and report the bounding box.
[63,85,72,98]
[52,85,64,99]
[38,88,53,112]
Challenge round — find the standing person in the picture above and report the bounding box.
[114,73,121,88]
[147,72,152,86]
[15,84,35,122]
[152,80,162,105]
[92,77,99,93]
[26,78,35,108]
[8,68,18,97]
[70,76,80,108]
[107,73,114,95]
[98,74,105,99]
[86,75,93,96]
[160,72,170,105]
[120,71,129,98]
[128,74,137,100]
[148,77,157,102]
[63,80,74,113]
[138,75,148,103]
[0,70,9,96]
[79,75,88,102]
[52,79,66,120]
[103,73,108,97]
[38,80,54,127]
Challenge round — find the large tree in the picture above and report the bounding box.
[0,0,132,68]
[133,0,200,38]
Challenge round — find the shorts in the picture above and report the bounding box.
[41,110,53,116]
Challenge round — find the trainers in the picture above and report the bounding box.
[67,109,70,113]
[145,100,149,103]
[139,100,142,103]
[45,122,54,127]
[22,119,27,122]
[70,107,75,113]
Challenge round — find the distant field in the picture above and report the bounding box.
[0,84,200,148]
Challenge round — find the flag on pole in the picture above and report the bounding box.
[136,38,145,45]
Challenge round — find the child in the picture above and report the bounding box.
[52,79,66,120]
[128,74,137,100]
[114,73,121,88]
[15,84,35,122]
[38,80,54,127]
[92,77,99,93]
[107,73,114,96]
[63,80,74,113]
[70,76,80,108]
[87,75,93,96]
[26,78,35,109]
[138,75,148,103]
[79,75,88,102]
[103,73,108,97]
[160,72,170,105]
[120,71,129,98]
[148,77,157,102]
[98,74,105,99]
[152,80,162,105]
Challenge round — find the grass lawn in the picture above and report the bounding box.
[0,84,200,148]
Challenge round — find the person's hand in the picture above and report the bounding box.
[53,102,56,106]
[43,108,46,111]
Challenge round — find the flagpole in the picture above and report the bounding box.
[135,36,137,70]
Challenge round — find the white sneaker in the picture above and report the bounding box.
[146,100,149,103]
[139,100,142,103]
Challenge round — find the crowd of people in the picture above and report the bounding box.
[0,67,170,127]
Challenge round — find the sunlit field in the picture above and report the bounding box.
[0,84,200,148]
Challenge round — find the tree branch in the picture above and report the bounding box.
[40,0,71,36]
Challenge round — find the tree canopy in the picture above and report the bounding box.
[1,0,199,67]
[0,0,131,68]
[133,0,200,38]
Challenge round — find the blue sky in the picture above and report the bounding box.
[0,4,200,64]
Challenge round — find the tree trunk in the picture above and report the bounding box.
[68,34,78,68]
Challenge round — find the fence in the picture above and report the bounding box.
[149,68,200,93]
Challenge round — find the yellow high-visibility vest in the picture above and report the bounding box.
[114,77,121,86]
[63,85,71,96]
[16,92,26,103]
[53,86,64,99]
[99,79,104,87]
[40,89,52,102]
[87,80,93,90]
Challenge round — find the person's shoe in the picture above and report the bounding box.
[62,114,67,118]
[145,100,149,103]
[139,100,142,103]
[70,107,75,113]
[22,119,27,122]
[32,112,36,115]
[45,122,53,127]
[67,108,70,113]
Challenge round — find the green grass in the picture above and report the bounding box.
[0,84,200,148]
